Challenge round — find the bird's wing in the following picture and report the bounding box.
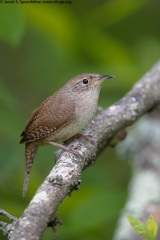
[20,92,75,144]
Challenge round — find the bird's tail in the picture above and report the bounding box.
[23,142,38,197]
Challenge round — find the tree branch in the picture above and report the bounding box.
[113,106,160,240]
[1,61,160,240]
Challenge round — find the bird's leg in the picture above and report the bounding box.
[48,141,84,158]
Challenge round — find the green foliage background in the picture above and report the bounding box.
[0,0,160,239]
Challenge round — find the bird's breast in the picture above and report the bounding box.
[74,88,100,128]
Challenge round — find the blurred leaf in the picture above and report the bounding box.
[127,215,154,240]
[20,4,133,66]
[0,78,22,139]
[146,215,158,237]
[0,5,26,46]
[85,0,150,28]
[0,78,20,111]
[20,5,77,51]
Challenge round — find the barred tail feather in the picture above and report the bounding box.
[23,143,38,197]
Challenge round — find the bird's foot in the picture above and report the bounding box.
[76,132,95,145]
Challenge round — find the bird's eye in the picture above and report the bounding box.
[83,79,88,84]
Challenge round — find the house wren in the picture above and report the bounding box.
[20,73,114,197]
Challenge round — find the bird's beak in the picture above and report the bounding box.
[91,74,115,87]
[101,75,115,80]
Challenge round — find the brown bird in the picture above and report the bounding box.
[20,73,114,197]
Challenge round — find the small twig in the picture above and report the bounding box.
[0,209,17,222]
[0,209,17,239]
